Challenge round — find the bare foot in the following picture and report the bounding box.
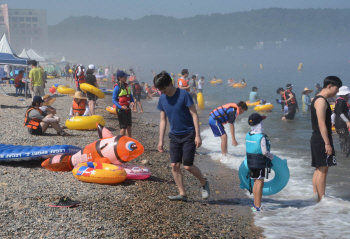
[139,111,143,113]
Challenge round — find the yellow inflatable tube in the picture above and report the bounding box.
[65,115,105,130]
[210,81,217,85]
[72,162,127,184]
[57,85,76,94]
[106,106,117,115]
[47,76,55,79]
[246,101,260,107]
[80,83,105,99]
[197,92,205,109]
[254,103,274,111]
[232,83,247,88]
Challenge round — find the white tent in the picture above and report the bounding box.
[0,34,27,65]
[0,34,16,54]
[61,56,67,62]
[18,48,31,59]
[26,48,46,62]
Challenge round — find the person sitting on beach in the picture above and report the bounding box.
[302,87,313,112]
[310,76,342,202]
[24,96,68,136]
[69,91,89,117]
[14,70,25,89]
[249,87,260,103]
[85,64,99,116]
[209,101,248,155]
[334,86,350,157]
[155,71,209,201]
[112,70,134,137]
[145,83,158,98]
[246,113,274,212]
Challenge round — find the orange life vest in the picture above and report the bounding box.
[284,89,296,106]
[24,107,42,130]
[210,103,240,125]
[177,77,190,92]
[72,99,86,115]
[128,75,135,82]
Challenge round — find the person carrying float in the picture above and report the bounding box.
[208,101,248,155]
[245,113,274,212]
[74,64,86,91]
[69,91,89,117]
[112,70,134,137]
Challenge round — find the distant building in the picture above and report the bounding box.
[0,4,48,53]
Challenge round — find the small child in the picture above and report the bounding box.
[246,113,274,212]
[69,91,89,117]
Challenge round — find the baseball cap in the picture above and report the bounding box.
[286,83,293,88]
[33,96,45,104]
[88,64,95,70]
[116,70,129,79]
[248,113,266,126]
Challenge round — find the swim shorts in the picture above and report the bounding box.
[134,94,141,102]
[117,108,132,129]
[28,125,43,136]
[250,168,265,179]
[284,105,296,120]
[87,91,98,101]
[169,131,196,166]
[208,117,226,137]
[310,135,337,168]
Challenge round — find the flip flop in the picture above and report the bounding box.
[49,196,80,208]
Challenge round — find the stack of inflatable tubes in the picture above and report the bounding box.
[0,144,81,162]
[80,83,105,99]
[65,115,105,130]
[239,155,290,196]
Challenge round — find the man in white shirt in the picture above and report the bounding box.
[197,76,204,93]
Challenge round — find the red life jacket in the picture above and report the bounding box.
[75,66,86,88]
[72,99,86,115]
[284,90,296,107]
[134,83,141,94]
[24,107,42,130]
[118,83,131,107]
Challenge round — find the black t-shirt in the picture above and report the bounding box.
[228,110,236,124]
[85,74,97,86]
[311,95,332,140]
[334,98,349,129]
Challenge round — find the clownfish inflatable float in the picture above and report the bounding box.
[41,124,144,171]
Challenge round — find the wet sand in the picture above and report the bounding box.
[0,78,263,238]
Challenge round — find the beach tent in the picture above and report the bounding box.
[44,63,61,77]
[0,34,27,65]
[61,56,67,62]
[18,48,31,60]
[26,48,46,62]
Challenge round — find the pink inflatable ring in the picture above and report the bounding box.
[121,164,151,180]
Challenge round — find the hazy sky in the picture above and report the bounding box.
[9,0,350,25]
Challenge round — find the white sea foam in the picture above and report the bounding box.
[201,121,350,239]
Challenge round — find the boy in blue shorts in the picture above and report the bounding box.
[209,102,248,155]
[155,71,209,202]
[246,113,274,212]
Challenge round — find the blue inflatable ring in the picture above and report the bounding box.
[239,155,290,196]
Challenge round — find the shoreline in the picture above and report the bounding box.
[0,78,263,238]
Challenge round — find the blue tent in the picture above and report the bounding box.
[0,34,27,65]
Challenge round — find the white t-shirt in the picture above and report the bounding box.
[197,79,203,89]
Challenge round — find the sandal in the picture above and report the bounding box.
[57,130,69,136]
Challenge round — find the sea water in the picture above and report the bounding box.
[196,47,350,238]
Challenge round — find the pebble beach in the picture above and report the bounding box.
[0,77,263,238]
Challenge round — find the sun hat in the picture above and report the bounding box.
[42,94,56,106]
[70,91,88,100]
[337,86,350,96]
[33,96,45,104]
[88,64,95,70]
[301,87,313,94]
[248,113,266,126]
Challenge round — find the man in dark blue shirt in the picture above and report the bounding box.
[155,71,209,202]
